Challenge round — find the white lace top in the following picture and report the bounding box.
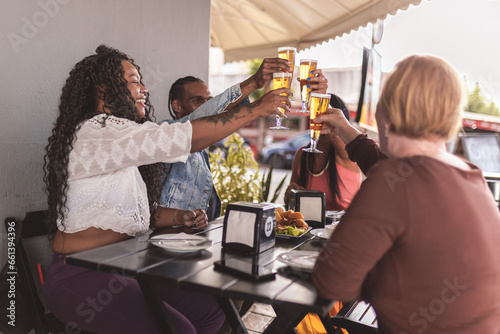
[58,114,192,236]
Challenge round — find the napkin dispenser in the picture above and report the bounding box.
[288,189,325,228]
[222,201,275,253]
[214,248,277,281]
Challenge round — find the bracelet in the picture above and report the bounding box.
[173,209,179,225]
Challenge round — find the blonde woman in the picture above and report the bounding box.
[312,55,500,333]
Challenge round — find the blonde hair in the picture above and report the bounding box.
[379,55,464,141]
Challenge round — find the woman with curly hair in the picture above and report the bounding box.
[42,45,291,334]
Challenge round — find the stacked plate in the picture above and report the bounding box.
[326,210,344,224]
[310,223,337,239]
[277,250,319,272]
[149,232,212,253]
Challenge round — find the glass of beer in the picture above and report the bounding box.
[299,59,318,113]
[303,93,330,153]
[270,72,292,130]
[278,46,296,79]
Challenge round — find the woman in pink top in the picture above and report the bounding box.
[284,94,362,211]
[285,94,362,334]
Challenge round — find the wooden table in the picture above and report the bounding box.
[65,218,336,334]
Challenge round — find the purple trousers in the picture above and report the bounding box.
[42,254,225,334]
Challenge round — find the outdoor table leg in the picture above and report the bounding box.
[137,277,178,334]
[263,305,308,334]
[218,297,248,333]
[320,315,338,334]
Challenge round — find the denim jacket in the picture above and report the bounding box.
[160,83,245,220]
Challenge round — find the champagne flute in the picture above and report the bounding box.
[303,93,330,153]
[299,59,318,113]
[278,46,296,81]
[270,72,291,130]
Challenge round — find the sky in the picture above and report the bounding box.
[296,0,500,106]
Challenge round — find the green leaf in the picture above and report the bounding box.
[210,133,263,215]
[466,82,500,116]
[210,132,289,214]
[270,174,288,203]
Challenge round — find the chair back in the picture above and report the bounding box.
[329,300,378,334]
[5,211,94,334]
[5,212,51,334]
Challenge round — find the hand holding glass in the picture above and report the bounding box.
[303,93,330,153]
[278,47,296,80]
[270,72,291,130]
[299,59,318,113]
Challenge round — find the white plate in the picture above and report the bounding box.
[277,250,319,272]
[276,227,312,239]
[326,210,345,224]
[149,233,212,253]
[326,210,345,218]
[310,225,338,239]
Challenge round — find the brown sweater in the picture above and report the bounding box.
[312,135,500,333]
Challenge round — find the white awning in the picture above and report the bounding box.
[211,0,423,62]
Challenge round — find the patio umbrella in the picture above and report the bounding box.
[211,0,423,62]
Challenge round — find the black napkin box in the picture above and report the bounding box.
[288,189,325,228]
[222,201,276,254]
[214,248,277,281]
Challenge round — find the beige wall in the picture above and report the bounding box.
[0,0,210,262]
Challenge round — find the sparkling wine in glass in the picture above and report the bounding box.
[270,72,291,130]
[303,93,330,153]
[299,59,318,113]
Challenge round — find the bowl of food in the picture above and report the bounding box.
[275,207,310,238]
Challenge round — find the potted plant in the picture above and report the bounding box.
[210,133,287,215]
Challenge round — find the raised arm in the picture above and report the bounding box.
[314,108,386,174]
[314,108,362,145]
[182,84,243,121]
[190,87,291,153]
[226,58,292,110]
[302,69,329,94]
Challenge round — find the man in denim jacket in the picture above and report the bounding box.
[160,58,293,221]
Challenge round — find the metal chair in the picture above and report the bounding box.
[327,300,378,334]
[5,211,94,334]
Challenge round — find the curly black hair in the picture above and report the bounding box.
[43,45,163,234]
